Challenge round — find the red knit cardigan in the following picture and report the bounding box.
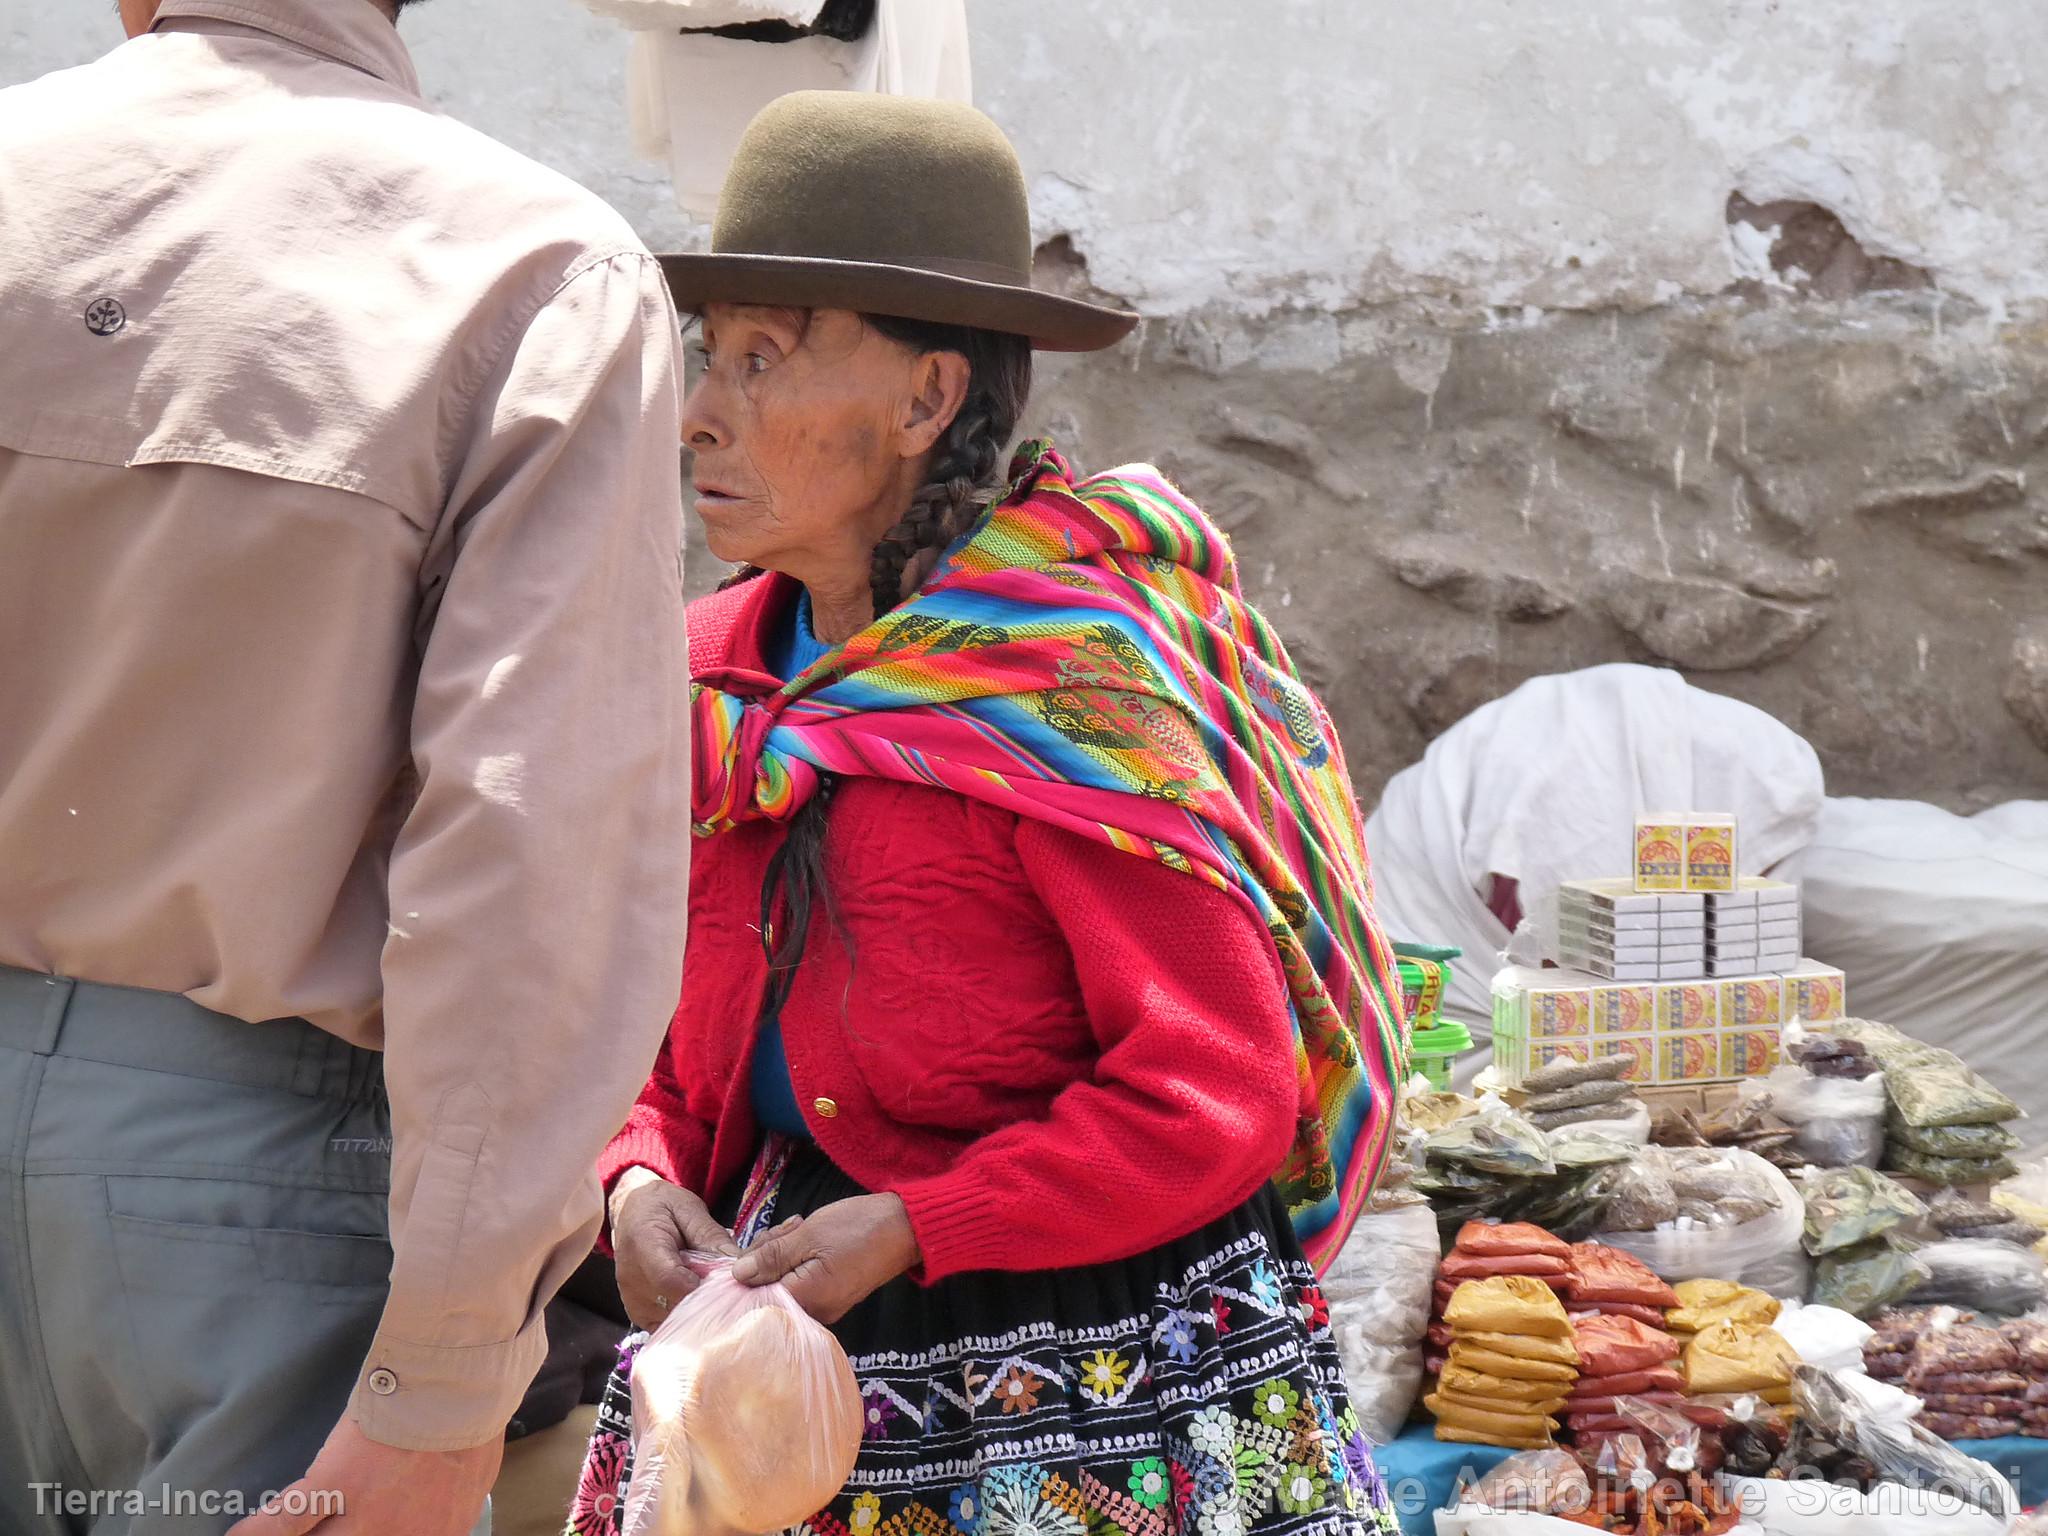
[599,573,1303,1282]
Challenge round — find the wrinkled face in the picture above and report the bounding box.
[681,305,957,584]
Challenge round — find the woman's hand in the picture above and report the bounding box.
[608,1167,743,1330]
[730,1193,921,1324]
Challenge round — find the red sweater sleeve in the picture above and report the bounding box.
[894,819,1301,1282]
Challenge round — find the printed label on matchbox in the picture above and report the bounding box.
[1605,1036,1655,1085]
[1685,822,1736,892]
[1720,979,1786,1029]
[1791,973,1846,1023]
[1722,1030,1782,1078]
[1659,1033,1718,1083]
[1635,821,1686,892]
[1526,988,1593,1039]
[1656,982,1720,1033]
[1593,985,1657,1036]
[1525,1039,1593,1077]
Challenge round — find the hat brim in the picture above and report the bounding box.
[656,253,1139,353]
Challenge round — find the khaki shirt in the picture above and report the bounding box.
[0,0,689,1449]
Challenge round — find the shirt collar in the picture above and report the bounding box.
[153,0,421,97]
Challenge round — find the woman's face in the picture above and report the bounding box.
[681,305,965,584]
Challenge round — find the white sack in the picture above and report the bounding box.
[622,0,972,220]
[1365,665,1825,1044]
[1781,797,2048,1153]
[1323,1203,1439,1445]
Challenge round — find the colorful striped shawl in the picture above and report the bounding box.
[693,443,1409,1271]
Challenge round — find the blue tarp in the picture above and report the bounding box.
[1374,1426,2048,1531]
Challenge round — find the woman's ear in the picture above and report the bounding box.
[900,351,974,458]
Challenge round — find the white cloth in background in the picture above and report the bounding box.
[1781,797,2048,1151]
[611,0,971,221]
[580,0,826,27]
[1364,664,1826,1031]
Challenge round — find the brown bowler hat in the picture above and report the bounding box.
[656,92,1139,352]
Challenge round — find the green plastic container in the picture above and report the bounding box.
[1393,940,1465,1088]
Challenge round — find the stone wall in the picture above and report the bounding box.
[9,0,2046,805]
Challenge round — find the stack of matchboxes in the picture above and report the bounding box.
[1557,878,1803,981]
[1493,811,1847,1088]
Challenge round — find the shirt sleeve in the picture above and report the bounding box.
[348,252,691,1451]
[595,1011,720,1238]
[893,819,1303,1283]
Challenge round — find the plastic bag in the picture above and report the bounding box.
[1892,1119,2022,1159]
[1324,1203,1439,1444]
[1614,1395,1705,1474]
[624,1257,863,1536]
[1928,1190,2014,1234]
[1522,1054,1632,1096]
[1905,1239,2048,1315]
[1454,1221,1572,1261]
[1667,1279,1780,1336]
[1444,1275,1574,1338]
[1594,1153,1807,1295]
[1811,1240,1931,1319]
[1763,1061,1889,1168]
[1566,1243,1679,1310]
[1801,1167,1924,1257]
[1543,1101,1652,1145]
[1768,1300,1874,1374]
[1685,1320,1798,1396]
[1592,1157,1679,1233]
[1791,1364,2019,1522]
[1886,1146,2020,1186]
[1573,1315,1682,1378]
[1426,1102,1557,1178]
[1460,1450,1591,1515]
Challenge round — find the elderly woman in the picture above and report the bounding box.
[572,93,1408,1536]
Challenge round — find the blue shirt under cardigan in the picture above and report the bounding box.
[749,589,831,1140]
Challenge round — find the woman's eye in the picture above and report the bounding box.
[744,352,771,374]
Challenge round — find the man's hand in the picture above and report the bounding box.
[730,1193,920,1324]
[224,1417,500,1536]
[610,1166,742,1330]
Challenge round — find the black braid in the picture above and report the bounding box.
[756,317,1033,1025]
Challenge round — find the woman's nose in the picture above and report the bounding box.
[679,376,729,452]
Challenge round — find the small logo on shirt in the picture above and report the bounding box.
[330,1136,393,1155]
[84,298,127,336]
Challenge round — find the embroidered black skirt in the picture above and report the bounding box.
[570,1137,1399,1536]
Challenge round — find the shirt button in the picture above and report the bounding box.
[812,1097,839,1119]
[367,1368,400,1396]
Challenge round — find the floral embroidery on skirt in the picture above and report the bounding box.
[568,1139,1398,1536]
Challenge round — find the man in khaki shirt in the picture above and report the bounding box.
[0,0,689,1531]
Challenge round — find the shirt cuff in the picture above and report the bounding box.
[348,1318,549,1451]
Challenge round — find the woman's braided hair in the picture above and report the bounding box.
[755,315,1033,1021]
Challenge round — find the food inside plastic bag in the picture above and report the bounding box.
[1665,1278,1780,1336]
[1566,1243,1679,1310]
[1454,1329,1582,1367]
[1663,1148,1775,1224]
[1905,1239,2048,1315]
[1802,1166,1925,1256]
[1323,1202,1439,1444]
[1423,1391,1561,1444]
[1401,1088,1480,1134]
[1894,1119,2022,1160]
[1683,1319,1797,1395]
[1592,1157,1679,1234]
[1613,1395,1705,1474]
[1811,1240,1932,1319]
[1573,1314,1682,1378]
[1449,1344,1579,1384]
[1445,1275,1575,1338]
[1594,1152,1808,1296]
[1460,1448,1591,1514]
[1791,1364,2020,1521]
[1761,1054,1889,1167]
[1768,1300,1875,1373]
[1522,1054,1633,1096]
[1426,1102,1557,1178]
[1525,1079,1635,1115]
[1440,1364,1573,1405]
[1454,1220,1573,1261]
[623,1258,863,1536]
[1886,1145,2021,1186]
[1930,1190,2016,1234]
[2004,1317,2048,1374]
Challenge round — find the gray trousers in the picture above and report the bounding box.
[0,967,395,1535]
